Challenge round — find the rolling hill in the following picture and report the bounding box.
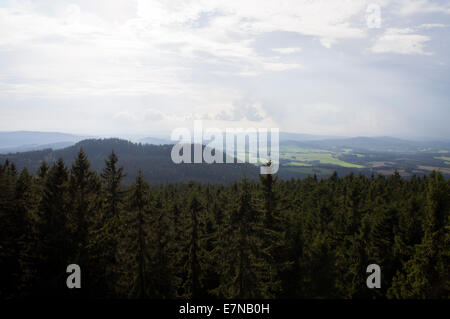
[0,138,259,184]
[0,131,89,153]
[2,132,450,182]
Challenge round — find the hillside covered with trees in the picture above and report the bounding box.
[0,139,259,184]
[0,149,448,299]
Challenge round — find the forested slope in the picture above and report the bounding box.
[0,138,259,184]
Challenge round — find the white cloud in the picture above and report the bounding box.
[214,100,266,122]
[396,0,450,16]
[143,108,166,121]
[320,38,337,49]
[418,23,449,29]
[272,47,302,54]
[370,28,431,55]
[0,0,449,137]
[113,111,138,122]
[262,62,303,71]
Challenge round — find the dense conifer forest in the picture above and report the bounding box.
[0,139,260,184]
[0,149,448,299]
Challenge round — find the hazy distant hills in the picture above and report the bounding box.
[279,132,343,142]
[0,131,174,154]
[1,131,450,182]
[0,141,80,154]
[283,136,450,153]
[2,130,449,154]
[0,138,259,184]
[0,131,88,153]
[138,136,173,145]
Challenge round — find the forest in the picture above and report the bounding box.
[0,139,260,184]
[0,149,448,299]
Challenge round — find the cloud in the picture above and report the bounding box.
[396,0,450,16]
[272,47,302,54]
[319,38,336,49]
[143,108,166,121]
[214,100,266,122]
[113,111,139,126]
[418,23,449,29]
[0,0,449,137]
[261,62,303,71]
[370,28,431,55]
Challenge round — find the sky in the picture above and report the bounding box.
[0,0,449,139]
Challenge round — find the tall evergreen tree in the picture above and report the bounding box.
[218,178,268,298]
[181,189,205,298]
[0,160,19,298]
[116,170,151,298]
[36,158,70,296]
[94,151,126,297]
[68,149,101,297]
[259,162,288,297]
[148,192,178,298]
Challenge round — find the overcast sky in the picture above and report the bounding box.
[0,0,449,139]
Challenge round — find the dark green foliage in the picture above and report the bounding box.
[217,179,271,298]
[0,161,21,298]
[95,151,126,297]
[388,172,449,298]
[35,158,71,296]
[0,153,448,299]
[68,149,101,297]
[0,139,259,184]
[180,186,207,298]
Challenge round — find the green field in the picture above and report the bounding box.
[285,162,312,167]
[231,144,450,177]
[280,146,364,168]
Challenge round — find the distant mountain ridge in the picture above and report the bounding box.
[0,131,89,153]
[284,136,450,153]
[2,131,450,182]
[138,136,173,145]
[2,130,449,154]
[0,138,259,184]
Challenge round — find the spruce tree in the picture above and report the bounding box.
[14,168,38,297]
[0,160,19,298]
[94,151,126,297]
[182,189,205,298]
[258,162,287,297]
[68,149,100,297]
[36,158,70,296]
[148,192,178,298]
[218,178,268,298]
[117,170,151,298]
